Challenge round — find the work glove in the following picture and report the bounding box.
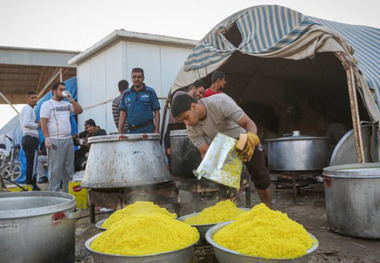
[45,137,53,149]
[236,131,260,162]
[62,90,73,102]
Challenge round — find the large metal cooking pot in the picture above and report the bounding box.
[265,131,329,171]
[170,129,201,178]
[82,134,173,188]
[323,163,380,239]
[0,191,79,263]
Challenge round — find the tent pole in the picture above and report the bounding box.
[37,68,63,99]
[346,63,365,163]
[160,94,171,144]
[0,91,19,114]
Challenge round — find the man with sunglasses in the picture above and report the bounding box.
[40,82,83,192]
[118,68,161,134]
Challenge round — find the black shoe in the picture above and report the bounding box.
[38,177,48,184]
[32,185,41,191]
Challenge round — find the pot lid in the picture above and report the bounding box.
[88,133,161,143]
[265,131,328,142]
[323,162,380,178]
[0,191,76,219]
[329,124,372,166]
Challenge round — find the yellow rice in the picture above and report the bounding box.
[101,201,176,229]
[184,200,246,225]
[91,213,199,256]
[213,203,314,259]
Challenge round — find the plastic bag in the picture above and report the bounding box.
[194,133,242,189]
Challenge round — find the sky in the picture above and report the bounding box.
[0,0,379,128]
[0,0,379,51]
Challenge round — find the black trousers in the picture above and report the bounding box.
[22,135,39,185]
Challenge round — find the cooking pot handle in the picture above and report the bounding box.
[66,209,81,220]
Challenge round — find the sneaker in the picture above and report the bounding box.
[32,185,41,191]
[38,177,48,184]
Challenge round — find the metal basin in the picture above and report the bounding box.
[95,218,107,231]
[206,222,319,263]
[0,191,80,263]
[86,232,195,263]
[82,134,173,188]
[265,131,329,171]
[323,163,380,239]
[177,208,249,244]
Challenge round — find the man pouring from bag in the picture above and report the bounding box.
[171,93,271,208]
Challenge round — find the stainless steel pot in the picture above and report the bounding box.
[82,134,173,188]
[170,130,201,178]
[206,221,319,263]
[0,191,79,263]
[265,131,329,171]
[323,163,380,239]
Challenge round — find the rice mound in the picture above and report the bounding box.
[184,200,246,225]
[213,203,314,259]
[101,201,176,229]
[91,213,199,256]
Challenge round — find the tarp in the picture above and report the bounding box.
[0,77,78,183]
[170,5,380,123]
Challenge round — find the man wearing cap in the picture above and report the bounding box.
[118,68,161,134]
[74,119,106,171]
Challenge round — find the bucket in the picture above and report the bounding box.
[170,130,201,178]
[323,163,380,239]
[0,191,80,263]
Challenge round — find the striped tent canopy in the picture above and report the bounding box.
[171,5,380,122]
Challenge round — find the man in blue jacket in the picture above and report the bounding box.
[118,68,161,134]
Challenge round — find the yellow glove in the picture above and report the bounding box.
[236,132,260,162]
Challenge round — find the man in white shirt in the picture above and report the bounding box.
[40,82,83,192]
[19,90,40,190]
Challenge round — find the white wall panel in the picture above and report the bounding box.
[160,46,192,98]
[125,42,162,96]
[77,39,193,135]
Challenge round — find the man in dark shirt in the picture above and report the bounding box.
[112,80,129,133]
[74,119,107,171]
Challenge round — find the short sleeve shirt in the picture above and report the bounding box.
[112,94,128,130]
[40,99,74,139]
[119,85,160,126]
[187,94,246,148]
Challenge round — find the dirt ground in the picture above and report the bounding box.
[73,179,380,263]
